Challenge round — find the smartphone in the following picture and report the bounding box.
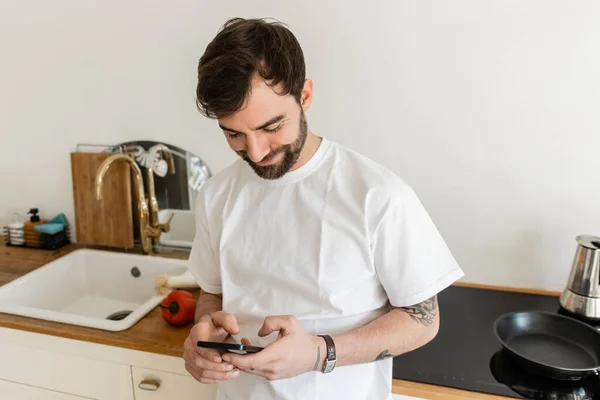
[197,340,263,354]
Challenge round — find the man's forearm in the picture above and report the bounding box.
[321,296,440,368]
[194,289,223,323]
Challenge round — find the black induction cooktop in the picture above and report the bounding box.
[392,286,600,399]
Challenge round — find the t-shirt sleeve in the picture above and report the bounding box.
[187,193,222,294]
[372,184,464,307]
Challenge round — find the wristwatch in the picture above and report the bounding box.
[318,334,337,373]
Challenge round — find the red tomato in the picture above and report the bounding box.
[159,290,196,326]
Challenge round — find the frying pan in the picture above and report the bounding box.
[493,310,600,380]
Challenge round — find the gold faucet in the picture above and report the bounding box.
[146,144,176,246]
[95,153,154,254]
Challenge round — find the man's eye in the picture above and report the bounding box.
[264,124,282,133]
[227,132,241,138]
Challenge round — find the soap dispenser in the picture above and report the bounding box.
[24,208,47,247]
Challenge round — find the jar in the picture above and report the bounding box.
[8,213,25,246]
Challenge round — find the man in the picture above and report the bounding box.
[183,17,464,400]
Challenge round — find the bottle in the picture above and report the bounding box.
[8,213,25,246]
[24,208,47,247]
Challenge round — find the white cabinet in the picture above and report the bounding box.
[0,379,87,400]
[0,327,218,400]
[0,379,88,400]
[132,366,217,400]
[0,339,133,400]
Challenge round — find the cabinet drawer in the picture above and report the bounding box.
[132,366,217,400]
[0,378,88,400]
[0,341,133,400]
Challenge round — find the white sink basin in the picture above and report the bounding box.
[158,209,196,248]
[0,249,188,331]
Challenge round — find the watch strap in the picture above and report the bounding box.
[318,334,336,373]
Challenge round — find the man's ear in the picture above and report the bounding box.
[300,78,313,112]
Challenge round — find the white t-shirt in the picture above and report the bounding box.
[187,137,464,400]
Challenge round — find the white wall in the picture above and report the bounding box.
[1,0,599,292]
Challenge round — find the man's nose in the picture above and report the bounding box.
[245,135,270,163]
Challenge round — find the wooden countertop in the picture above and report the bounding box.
[0,241,559,399]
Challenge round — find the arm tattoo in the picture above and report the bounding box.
[312,345,321,371]
[374,350,394,361]
[398,295,438,327]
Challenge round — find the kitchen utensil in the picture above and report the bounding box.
[153,271,199,295]
[559,235,600,320]
[489,349,600,399]
[493,310,600,380]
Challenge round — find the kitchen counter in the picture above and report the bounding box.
[0,242,194,357]
[0,241,550,399]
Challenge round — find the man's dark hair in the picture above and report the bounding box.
[196,18,306,119]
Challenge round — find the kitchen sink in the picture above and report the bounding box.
[158,209,196,248]
[0,249,188,331]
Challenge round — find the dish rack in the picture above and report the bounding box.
[2,225,71,251]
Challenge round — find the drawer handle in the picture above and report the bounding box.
[138,379,161,391]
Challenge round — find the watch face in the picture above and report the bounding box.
[323,360,336,373]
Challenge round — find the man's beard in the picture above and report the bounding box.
[237,110,308,180]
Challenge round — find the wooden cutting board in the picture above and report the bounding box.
[70,152,134,248]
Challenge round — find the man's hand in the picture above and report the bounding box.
[183,311,242,384]
[222,315,323,381]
